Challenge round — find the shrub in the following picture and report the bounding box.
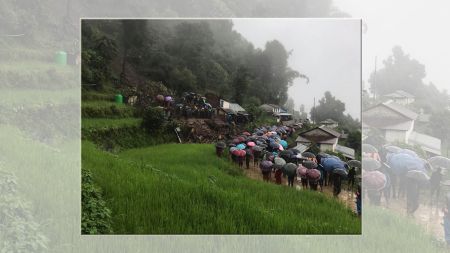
[141,107,165,133]
[81,167,113,234]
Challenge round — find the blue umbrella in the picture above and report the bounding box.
[236,143,246,150]
[400,149,418,158]
[321,157,346,172]
[279,140,288,148]
[387,153,426,175]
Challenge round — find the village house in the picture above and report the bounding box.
[259,104,287,115]
[296,125,341,152]
[319,118,339,128]
[363,100,441,156]
[383,90,415,106]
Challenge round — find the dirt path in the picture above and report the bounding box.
[242,162,357,213]
[376,196,445,242]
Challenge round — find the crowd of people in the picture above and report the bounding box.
[215,126,362,217]
[361,143,450,245]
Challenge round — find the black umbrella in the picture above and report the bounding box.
[363,158,381,171]
[302,160,318,169]
[215,141,226,149]
[428,156,450,169]
[284,163,297,177]
[347,160,361,168]
[333,168,348,177]
[302,152,316,158]
[363,143,378,154]
[252,146,264,152]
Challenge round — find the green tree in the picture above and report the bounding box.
[310,91,345,123]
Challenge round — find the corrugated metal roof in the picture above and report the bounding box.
[318,125,341,137]
[383,100,418,120]
[408,131,441,155]
[229,103,246,112]
[384,90,415,99]
[335,144,355,159]
[293,143,310,153]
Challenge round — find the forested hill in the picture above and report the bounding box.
[82,19,306,106]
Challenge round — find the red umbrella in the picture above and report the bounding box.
[363,171,386,191]
[306,169,321,181]
[297,165,307,178]
[232,149,246,157]
[238,136,246,142]
[232,138,241,144]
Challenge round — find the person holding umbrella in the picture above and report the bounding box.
[245,147,253,170]
[284,163,297,187]
[430,167,443,205]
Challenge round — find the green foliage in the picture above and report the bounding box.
[141,107,166,133]
[82,142,360,234]
[0,169,49,252]
[308,142,320,154]
[82,20,302,106]
[82,101,136,118]
[81,167,113,234]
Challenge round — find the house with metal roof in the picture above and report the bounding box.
[364,100,441,156]
[363,100,417,143]
[383,90,415,105]
[319,118,339,128]
[296,125,341,152]
[259,104,287,114]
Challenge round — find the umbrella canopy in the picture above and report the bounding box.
[387,153,427,175]
[238,136,246,142]
[229,147,238,153]
[406,170,430,182]
[362,158,381,171]
[242,131,251,136]
[401,149,418,158]
[236,143,246,150]
[256,130,264,136]
[284,163,297,177]
[233,149,246,157]
[279,140,288,148]
[363,171,387,191]
[269,142,280,150]
[274,157,287,169]
[302,160,318,169]
[384,145,402,154]
[347,160,361,168]
[164,96,172,102]
[302,152,316,158]
[260,160,273,172]
[297,165,308,178]
[232,138,241,144]
[306,169,321,181]
[252,146,263,152]
[156,94,164,102]
[321,157,346,172]
[215,141,226,149]
[228,143,236,147]
[428,156,450,169]
[279,145,284,151]
[247,142,256,147]
[333,168,348,177]
[363,143,378,154]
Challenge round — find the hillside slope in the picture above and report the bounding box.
[82,142,361,234]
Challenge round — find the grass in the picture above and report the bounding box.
[82,118,142,129]
[0,88,80,107]
[83,141,361,234]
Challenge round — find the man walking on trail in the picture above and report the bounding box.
[347,166,356,191]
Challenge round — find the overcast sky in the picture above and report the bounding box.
[232,18,361,120]
[334,0,450,93]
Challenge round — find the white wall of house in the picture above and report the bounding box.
[405,120,415,143]
[220,99,230,109]
[385,129,407,143]
[393,97,415,106]
[319,143,336,152]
